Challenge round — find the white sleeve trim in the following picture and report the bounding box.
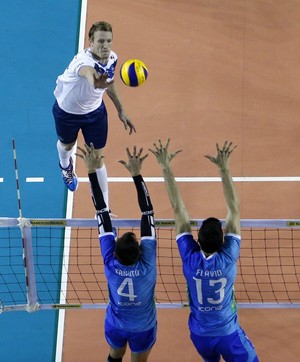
[176,232,193,241]
[225,233,241,240]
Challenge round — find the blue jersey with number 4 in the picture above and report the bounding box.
[176,232,241,336]
[100,233,157,332]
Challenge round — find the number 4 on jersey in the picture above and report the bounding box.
[117,277,137,301]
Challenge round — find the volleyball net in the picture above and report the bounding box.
[0,218,300,312]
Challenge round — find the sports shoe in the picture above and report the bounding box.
[59,157,78,191]
[112,226,118,240]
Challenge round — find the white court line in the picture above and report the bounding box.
[0,178,44,183]
[78,176,300,183]
[26,177,44,182]
[0,176,298,184]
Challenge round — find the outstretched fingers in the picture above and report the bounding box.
[204,154,216,163]
[140,153,149,162]
[75,146,85,158]
[119,146,148,167]
[76,143,93,158]
[137,147,143,158]
[149,138,182,167]
[118,159,128,168]
[205,140,237,164]
[170,149,183,160]
[126,146,132,159]
[227,142,237,156]
[128,146,148,160]
[220,141,237,156]
[149,138,170,155]
[149,142,159,155]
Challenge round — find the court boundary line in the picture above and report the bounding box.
[2,176,300,184]
[78,176,300,182]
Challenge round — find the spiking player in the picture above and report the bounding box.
[53,21,135,206]
[150,139,259,362]
[77,143,157,362]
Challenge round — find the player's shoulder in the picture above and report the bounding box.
[224,233,241,242]
[100,233,116,250]
[222,234,241,252]
[176,232,194,242]
[176,233,200,259]
[140,236,157,252]
[219,233,241,260]
[70,49,93,64]
[100,232,116,241]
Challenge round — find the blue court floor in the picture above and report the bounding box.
[0,1,81,361]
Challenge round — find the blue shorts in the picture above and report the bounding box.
[190,326,259,362]
[105,320,157,354]
[53,100,108,149]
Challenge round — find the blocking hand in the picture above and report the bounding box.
[119,146,148,177]
[149,138,182,168]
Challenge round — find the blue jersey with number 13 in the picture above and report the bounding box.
[176,232,241,337]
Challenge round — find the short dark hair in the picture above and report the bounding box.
[89,21,113,40]
[197,217,223,254]
[115,232,140,265]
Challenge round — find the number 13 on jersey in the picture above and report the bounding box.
[193,277,227,305]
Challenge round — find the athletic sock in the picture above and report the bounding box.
[107,355,122,362]
[96,164,109,208]
[57,140,74,169]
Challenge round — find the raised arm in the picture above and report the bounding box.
[76,143,113,234]
[119,146,155,238]
[78,66,113,89]
[150,139,191,235]
[205,141,240,235]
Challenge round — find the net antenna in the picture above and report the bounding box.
[12,138,39,312]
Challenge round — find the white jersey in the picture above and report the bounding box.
[54,48,118,114]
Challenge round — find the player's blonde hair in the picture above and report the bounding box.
[89,21,113,40]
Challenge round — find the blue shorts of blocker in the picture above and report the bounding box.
[190,326,259,362]
[52,100,108,149]
[105,320,157,354]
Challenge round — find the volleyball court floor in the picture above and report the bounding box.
[60,1,300,361]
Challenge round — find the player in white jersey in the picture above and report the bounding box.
[76,143,157,362]
[150,139,259,362]
[53,21,135,207]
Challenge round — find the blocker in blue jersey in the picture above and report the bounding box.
[76,143,157,362]
[151,139,259,362]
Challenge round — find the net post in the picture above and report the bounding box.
[22,225,39,312]
[11,139,39,312]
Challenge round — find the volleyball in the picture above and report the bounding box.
[120,59,148,87]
